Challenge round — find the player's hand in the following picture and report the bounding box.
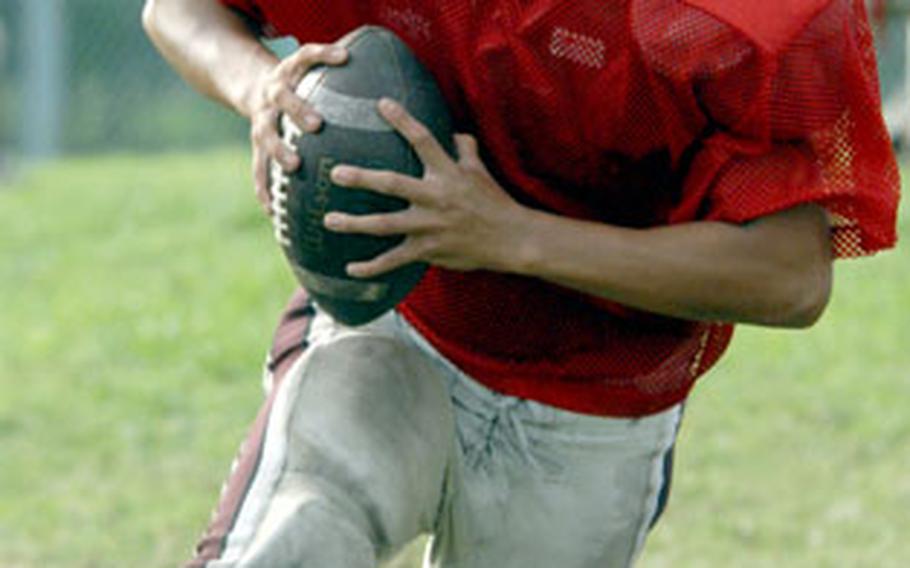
[323,98,530,278]
[248,43,348,212]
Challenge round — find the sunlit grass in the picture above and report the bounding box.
[0,150,906,567]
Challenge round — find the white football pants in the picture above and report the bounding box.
[188,305,682,568]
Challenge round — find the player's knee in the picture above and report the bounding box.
[239,481,378,567]
[280,436,431,560]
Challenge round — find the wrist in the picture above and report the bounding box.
[231,51,279,118]
[496,205,545,276]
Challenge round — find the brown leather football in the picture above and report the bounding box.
[269,26,454,326]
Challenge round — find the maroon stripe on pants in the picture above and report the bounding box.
[186,288,313,568]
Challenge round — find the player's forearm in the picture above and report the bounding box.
[141,0,276,117]
[509,204,833,328]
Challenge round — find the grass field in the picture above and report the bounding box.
[0,149,907,567]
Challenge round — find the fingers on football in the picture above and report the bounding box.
[275,43,348,131]
[331,166,425,203]
[253,114,298,171]
[270,85,320,133]
[252,112,295,211]
[324,210,419,236]
[252,145,271,213]
[378,98,451,170]
[283,43,348,84]
[454,134,483,168]
[346,241,420,278]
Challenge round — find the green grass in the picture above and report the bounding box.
[0,150,289,567]
[0,150,907,567]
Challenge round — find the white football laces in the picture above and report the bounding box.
[268,115,303,249]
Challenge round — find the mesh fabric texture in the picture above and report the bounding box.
[221,0,900,416]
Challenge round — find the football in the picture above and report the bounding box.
[269,26,455,326]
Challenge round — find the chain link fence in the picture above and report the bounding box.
[0,0,248,162]
[0,0,907,162]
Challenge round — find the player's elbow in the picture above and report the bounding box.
[782,274,831,329]
[762,257,832,329]
[743,204,833,329]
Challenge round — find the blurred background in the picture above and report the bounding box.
[0,0,909,162]
[0,1,907,567]
[0,0,248,162]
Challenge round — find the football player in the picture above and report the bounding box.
[143,1,900,567]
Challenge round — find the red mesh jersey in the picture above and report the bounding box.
[221,0,900,416]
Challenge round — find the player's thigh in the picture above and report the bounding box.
[281,311,457,541]
[188,305,457,568]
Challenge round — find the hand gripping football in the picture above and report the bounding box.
[269,26,455,326]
